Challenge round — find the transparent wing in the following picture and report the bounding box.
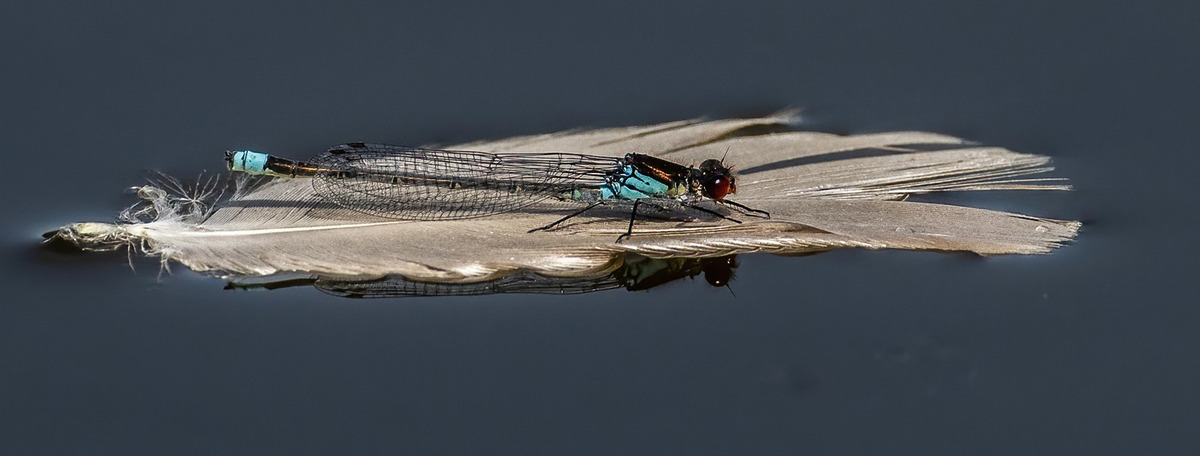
[310,143,618,220]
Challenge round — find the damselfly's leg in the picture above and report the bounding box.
[616,199,643,242]
[683,203,742,224]
[722,199,770,219]
[528,202,603,233]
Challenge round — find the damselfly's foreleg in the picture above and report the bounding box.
[528,202,603,233]
[683,203,742,224]
[722,199,770,219]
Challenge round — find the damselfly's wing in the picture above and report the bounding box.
[310,143,616,220]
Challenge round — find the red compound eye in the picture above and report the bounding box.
[706,176,732,200]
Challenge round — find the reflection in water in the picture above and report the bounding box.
[226,254,739,298]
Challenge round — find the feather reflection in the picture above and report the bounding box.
[225,254,739,298]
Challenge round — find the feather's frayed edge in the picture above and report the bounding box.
[45,173,242,274]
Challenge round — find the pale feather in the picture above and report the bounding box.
[48,113,1079,280]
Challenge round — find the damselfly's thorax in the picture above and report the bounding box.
[604,153,738,202]
[614,153,737,201]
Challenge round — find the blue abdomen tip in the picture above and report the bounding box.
[230,150,270,174]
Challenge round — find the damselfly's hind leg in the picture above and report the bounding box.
[529,200,649,243]
[528,202,603,233]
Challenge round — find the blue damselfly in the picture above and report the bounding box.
[227,143,768,239]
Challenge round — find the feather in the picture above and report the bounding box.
[46,112,1079,281]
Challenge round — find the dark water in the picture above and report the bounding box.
[4,1,1198,454]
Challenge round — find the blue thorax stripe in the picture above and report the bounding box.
[599,166,671,200]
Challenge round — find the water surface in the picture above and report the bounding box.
[3,1,1197,454]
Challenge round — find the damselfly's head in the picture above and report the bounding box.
[701,255,739,287]
[695,158,736,200]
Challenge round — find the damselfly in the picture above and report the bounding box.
[226,142,768,239]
